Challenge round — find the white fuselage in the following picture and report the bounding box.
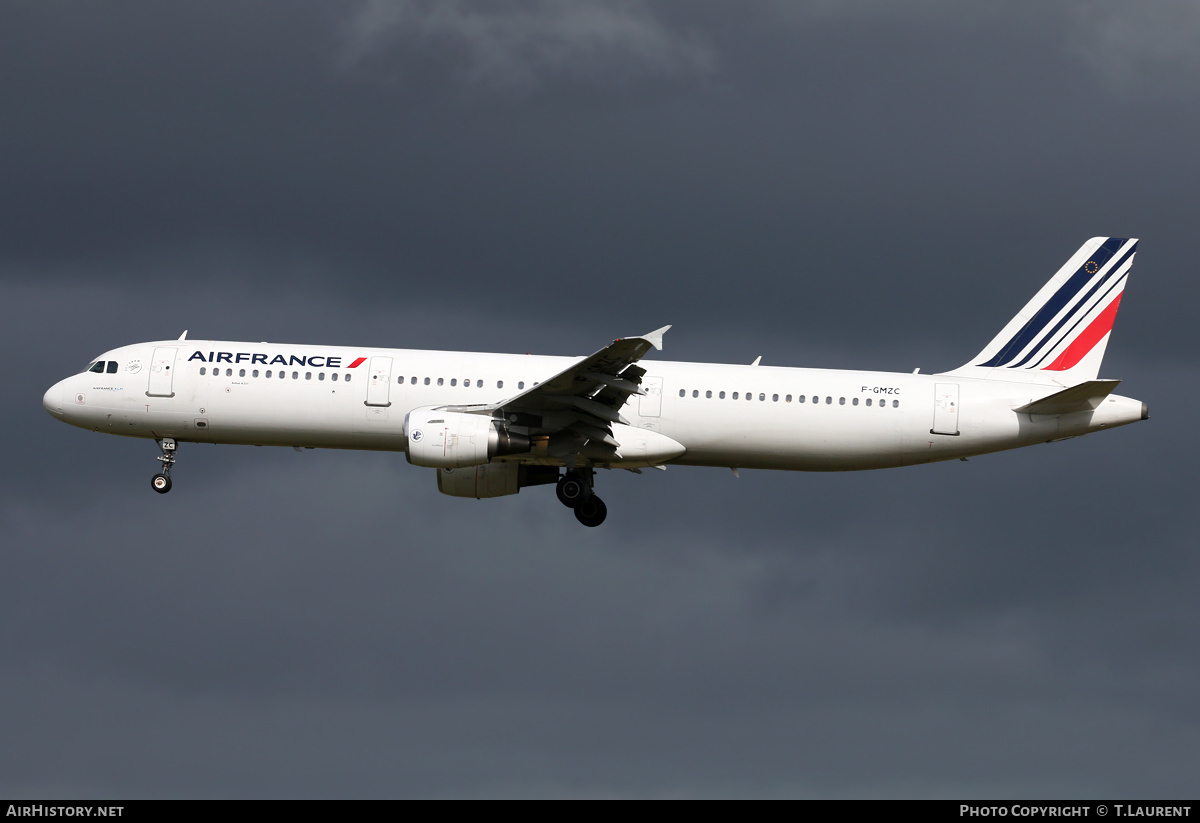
[43,339,1146,472]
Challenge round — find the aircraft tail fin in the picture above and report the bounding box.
[942,237,1138,387]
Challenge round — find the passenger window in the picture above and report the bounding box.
[732,392,739,400]
[893,399,899,408]
[812,396,818,404]
[865,398,871,406]
[344,374,351,383]
[410,377,416,384]
[477,380,483,388]
[331,373,338,382]
[252,369,259,378]
[680,389,686,397]
[759,393,765,401]
[798,395,806,403]
[239,369,246,377]
[200,367,207,375]
[106,361,118,374]
[437,378,444,386]
[226,368,233,377]
[786,395,792,402]
[852,397,858,406]
[839,397,845,405]
[692,390,699,398]
[825,396,832,404]
[292,372,299,380]
[719,391,726,399]
[747,393,752,401]
[266,370,272,378]
[772,394,779,402]
[497,381,504,389]
[319,373,325,381]
[706,390,712,398]
[424,377,430,385]
[451,379,457,387]
[398,376,404,384]
[305,372,312,381]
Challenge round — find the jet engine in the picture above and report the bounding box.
[405,408,530,468]
[437,463,560,498]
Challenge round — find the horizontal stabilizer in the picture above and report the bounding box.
[1014,379,1121,415]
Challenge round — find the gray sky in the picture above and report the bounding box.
[2,1,1196,798]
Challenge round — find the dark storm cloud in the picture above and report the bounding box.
[3,2,1193,361]
[2,1,1196,797]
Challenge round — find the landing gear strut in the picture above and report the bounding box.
[151,438,176,494]
[556,469,607,527]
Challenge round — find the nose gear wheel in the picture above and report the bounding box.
[151,438,176,494]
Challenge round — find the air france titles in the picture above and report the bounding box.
[187,351,361,369]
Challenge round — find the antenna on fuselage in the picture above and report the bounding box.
[178,330,188,340]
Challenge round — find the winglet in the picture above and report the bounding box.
[639,325,671,351]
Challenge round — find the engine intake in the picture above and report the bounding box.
[405,408,530,468]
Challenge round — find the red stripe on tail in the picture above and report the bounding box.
[1042,292,1123,372]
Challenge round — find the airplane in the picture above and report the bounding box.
[42,237,1147,527]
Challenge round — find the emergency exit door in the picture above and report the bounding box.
[639,376,663,417]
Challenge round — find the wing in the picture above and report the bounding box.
[444,325,671,466]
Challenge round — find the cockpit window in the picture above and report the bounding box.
[87,361,104,373]
[106,361,118,374]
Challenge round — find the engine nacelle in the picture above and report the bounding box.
[405,408,530,468]
[436,463,559,499]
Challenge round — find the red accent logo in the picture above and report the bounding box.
[347,357,367,369]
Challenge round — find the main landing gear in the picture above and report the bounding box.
[556,469,607,528]
[151,438,176,494]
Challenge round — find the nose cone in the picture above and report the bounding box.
[43,381,65,418]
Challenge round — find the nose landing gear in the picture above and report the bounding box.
[151,438,176,494]
[556,469,607,527]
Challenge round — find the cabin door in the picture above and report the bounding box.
[931,383,960,436]
[365,356,393,407]
[146,347,177,397]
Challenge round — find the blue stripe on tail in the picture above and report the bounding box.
[976,238,1128,368]
[1008,242,1137,369]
